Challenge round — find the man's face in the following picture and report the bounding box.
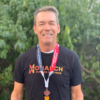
[33,11,60,45]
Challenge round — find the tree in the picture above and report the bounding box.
[64,0,100,99]
[0,0,100,100]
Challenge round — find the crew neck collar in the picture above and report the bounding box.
[42,50,54,53]
[37,44,59,54]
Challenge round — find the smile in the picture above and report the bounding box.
[43,34,52,36]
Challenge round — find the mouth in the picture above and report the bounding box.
[43,34,52,36]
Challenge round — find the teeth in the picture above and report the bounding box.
[44,34,52,36]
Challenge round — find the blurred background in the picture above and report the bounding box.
[0,0,100,100]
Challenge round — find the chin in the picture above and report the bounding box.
[44,42,51,46]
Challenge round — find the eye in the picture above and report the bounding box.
[50,23,55,25]
[39,24,44,26]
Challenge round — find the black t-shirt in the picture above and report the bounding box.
[13,45,83,100]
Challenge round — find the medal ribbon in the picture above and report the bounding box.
[37,43,59,88]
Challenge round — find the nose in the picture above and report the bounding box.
[44,24,50,31]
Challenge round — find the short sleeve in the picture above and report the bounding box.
[70,54,83,86]
[13,55,24,83]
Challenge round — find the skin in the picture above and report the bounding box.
[11,82,24,100]
[33,11,60,52]
[11,11,83,100]
[71,84,84,100]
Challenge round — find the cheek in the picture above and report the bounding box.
[54,29,59,34]
[51,27,57,32]
[38,28,44,34]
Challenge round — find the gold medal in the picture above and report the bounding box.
[44,88,50,100]
[37,44,59,100]
[44,96,49,100]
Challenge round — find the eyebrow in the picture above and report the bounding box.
[38,20,55,23]
[49,21,55,23]
[38,21,45,23]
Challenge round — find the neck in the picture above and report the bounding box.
[38,42,57,52]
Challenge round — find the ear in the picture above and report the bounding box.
[57,24,60,34]
[33,25,37,34]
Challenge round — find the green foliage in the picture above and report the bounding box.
[0,0,100,100]
[0,65,12,86]
[0,65,12,100]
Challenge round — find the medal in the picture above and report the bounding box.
[44,88,50,100]
[44,88,50,96]
[44,96,49,100]
[37,43,59,100]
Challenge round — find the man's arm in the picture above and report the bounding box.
[11,81,24,100]
[71,84,84,100]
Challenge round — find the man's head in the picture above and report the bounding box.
[33,6,60,47]
[34,6,59,26]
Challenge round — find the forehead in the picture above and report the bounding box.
[36,11,57,23]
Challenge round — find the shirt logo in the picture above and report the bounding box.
[29,64,35,74]
[29,64,63,74]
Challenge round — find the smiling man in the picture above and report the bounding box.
[11,6,84,100]
[33,9,60,52]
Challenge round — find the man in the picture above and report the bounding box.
[11,6,83,100]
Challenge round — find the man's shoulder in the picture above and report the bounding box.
[17,46,37,61]
[59,45,78,59]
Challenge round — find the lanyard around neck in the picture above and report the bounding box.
[37,43,59,88]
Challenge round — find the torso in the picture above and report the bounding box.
[13,45,83,100]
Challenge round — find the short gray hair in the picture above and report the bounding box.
[34,6,59,25]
